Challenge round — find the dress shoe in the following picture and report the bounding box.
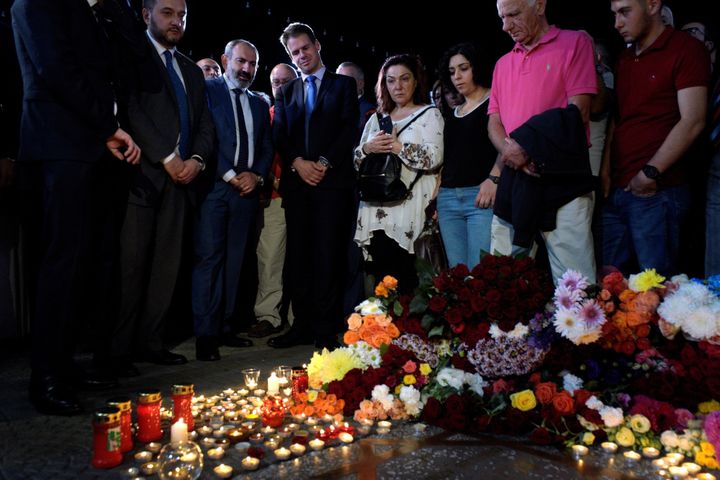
[247,320,283,338]
[29,375,83,416]
[220,333,253,348]
[196,337,221,361]
[70,370,119,391]
[95,357,141,378]
[315,336,341,350]
[141,349,188,366]
[267,330,313,349]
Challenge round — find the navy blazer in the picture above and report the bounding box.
[204,77,273,186]
[272,71,359,191]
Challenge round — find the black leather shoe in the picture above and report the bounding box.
[220,334,253,348]
[71,370,119,391]
[29,375,83,416]
[196,337,221,361]
[247,320,283,338]
[315,336,341,350]
[267,330,313,349]
[142,349,188,366]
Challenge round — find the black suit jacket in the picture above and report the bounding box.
[273,71,358,191]
[126,36,214,206]
[12,0,121,162]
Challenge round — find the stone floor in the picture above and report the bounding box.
[0,337,702,479]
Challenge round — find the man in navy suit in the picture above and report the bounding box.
[192,39,273,361]
[270,23,359,349]
[107,0,214,373]
[12,0,142,414]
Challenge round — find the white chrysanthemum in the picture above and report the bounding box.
[355,299,385,315]
[508,323,529,339]
[489,323,503,339]
[659,283,720,339]
[346,341,382,368]
[371,384,394,411]
[660,430,679,448]
[464,373,487,397]
[399,386,423,416]
[585,395,604,410]
[436,367,465,390]
[599,406,624,428]
[568,325,603,345]
[554,307,580,338]
[562,373,583,396]
[677,433,695,452]
[559,269,589,293]
[554,284,582,310]
[683,306,720,340]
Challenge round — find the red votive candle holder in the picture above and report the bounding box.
[91,407,123,469]
[136,389,162,443]
[291,367,308,401]
[261,396,285,428]
[106,396,133,453]
[172,383,195,432]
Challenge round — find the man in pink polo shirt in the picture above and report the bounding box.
[488,0,598,282]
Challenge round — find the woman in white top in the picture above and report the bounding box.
[354,54,444,293]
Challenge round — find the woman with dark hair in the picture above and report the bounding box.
[430,79,464,118]
[354,54,444,293]
[436,42,499,267]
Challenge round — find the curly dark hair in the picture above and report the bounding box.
[375,54,428,114]
[438,42,493,94]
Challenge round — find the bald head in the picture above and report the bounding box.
[269,63,298,100]
[197,58,221,79]
[336,61,365,96]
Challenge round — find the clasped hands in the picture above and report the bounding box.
[293,157,327,187]
[163,155,203,184]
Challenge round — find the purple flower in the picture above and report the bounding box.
[578,300,606,328]
[705,412,720,454]
[675,409,693,429]
[559,270,589,293]
[554,285,579,310]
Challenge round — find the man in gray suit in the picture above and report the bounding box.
[105,0,214,374]
[192,39,273,361]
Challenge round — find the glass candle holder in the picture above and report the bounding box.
[242,369,261,389]
[91,407,123,469]
[291,367,308,401]
[136,390,163,443]
[106,396,133,453]
[172,383,195,432]
[157,440,203,480]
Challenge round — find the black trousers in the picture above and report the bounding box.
[283,185,353,338]
[31,158,126,377]
[367,230,418,295]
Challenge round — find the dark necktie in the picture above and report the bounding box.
[232,88,250,171]
[305,75,317,117]
[710,79,720,153]
[163,50,190,159]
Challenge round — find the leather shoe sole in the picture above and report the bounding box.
[29,380,83,416]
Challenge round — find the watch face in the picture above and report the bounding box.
[642,165,660,179]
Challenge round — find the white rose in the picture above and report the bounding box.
[660,430,679,448]
[599,406,624,428]
[436,368,465,390]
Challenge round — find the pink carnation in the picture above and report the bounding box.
[675,409,694,429]
[402,360,417,374]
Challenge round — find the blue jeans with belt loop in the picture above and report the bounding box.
[437,186,493,268]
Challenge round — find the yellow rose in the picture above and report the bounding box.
[629,414,651,433]
[394,385,402,395]
[582,432,595,446]
[307,390,319,403]
[419,363,432,376]
[403,375,416,386]
[509,390,537,412]
[615,426,636,447]
[699,400,720,414]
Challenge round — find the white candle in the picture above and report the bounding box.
[274,447,292,460]
[234,441,251,453]
[146,442,162,453]
[201,437,216,447]
[140,462,159,475]
[213,464,233,478]
[290,443,306,455]
[242,456,260,470]
[261,426,276,434]
[180,451,198,462]
[652,459,668,469]
[309,438,325,451]
[571,445,589,458]
[623,451,641,462]
[322,414,334,423]
[377,420,392,429]
[668,465,689,479]
[134,451,152,463]
[207,447,225,460]
[642,447,660,458]
[198,425,213,436]
[287,423,300,431]
[267,372,280,396]
[338,432,354,444]
[170,418,189,444]
[239,388,250,396]
[665,453,684,466]
[681,462,701,475]
[212,427,227,438]
[697,474,717,480]
[253,389,265,397]
[600,442,618,453]
[305,416,318,426]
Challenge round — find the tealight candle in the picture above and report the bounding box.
[287,423,300,431]
[305,416,318,426]
[215,438,230,449]
[207,447,225,460]
[668,465,689,479]
[198,426,213,436]
[274,447,292,460]
[357,425,371,435]
[309,438,325,451]
[322,414,334,423]
[146,442,162,453]
[239,388,249,396]
[180,451,198,462]
[125,467,140,476]
[213,463,233,478]
[262,426,276,434]
[213,427,227,438]
[294,413,307,423]
[377,427,390,435]
[278,427,292,438]
[643,447,660,458]
[681,462,701,475]
[338,432,354,444]
[234,441,251,453]
[623,451,641,462]
[601,442,618,454]
[264,439,279,450]
[697,474,717,480]
[242,456,260,470]
[290,443,306,455]
[377,420,392,429]
[223,388,234,396]
[571,445,589,458]
[282,387,293,397]
[210,420,223,430]
[201,437,216,447]
[665,453,685,466]
[140,461,159,475]
[254,389,265,397]
[249,432,264,443]
[134,451,152,463]
[652,459,668,469]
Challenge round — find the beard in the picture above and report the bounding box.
[148,17,183,47]
[231,70,254,90]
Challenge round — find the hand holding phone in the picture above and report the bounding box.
[378,115,393,135]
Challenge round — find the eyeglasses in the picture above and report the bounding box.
[681,26,706,41]
[271,79,290,87]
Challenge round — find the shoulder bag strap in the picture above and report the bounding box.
[394,106,436,194]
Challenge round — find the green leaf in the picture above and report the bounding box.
[415,256,435,283]
[428,325,445,338]
[421,314,435,331]
[379,343,389,356]
[409,295,429,314]
[393,300,403,317]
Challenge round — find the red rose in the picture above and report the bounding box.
[552,391,575,416]
[529,427,553,445]
[446,308,463,325]
[462,322,490,346]
[534,382,557,405]
[492,379,512,393]
[421,397,442,423]
[470,296,487,313]
[475,414,491,431]
[574,389,593,408]
[451,264,470,277]
[428,295,447,312]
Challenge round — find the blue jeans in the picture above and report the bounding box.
[707,151,720,276]
[437,186,493,267]
[602,185,690,277]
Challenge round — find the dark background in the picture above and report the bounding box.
[178,0,717,97]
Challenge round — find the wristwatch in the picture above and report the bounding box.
[255,174,265,187]
[488,174,500,185]
[641,165,661,180]
[318,156,331,169]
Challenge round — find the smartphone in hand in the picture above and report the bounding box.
[378,115,393,135]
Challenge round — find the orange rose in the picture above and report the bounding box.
[367,330,393,348]
[386,323,400,338]
[303,405,315,417]
[343,330,360,345]
[599,289,612,301]
[375,283,389,297]
[375,314,392,328]
[633,290,660,313]
[363,315,378,329]
[552,391,575,415]
[619,289,636,303]
[534,382,558,405]
[382,275,398,290]
[347,313,363,331]
[626,311,648,327]
[635,324,650,337]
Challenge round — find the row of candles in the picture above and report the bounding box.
[571,442,717,480]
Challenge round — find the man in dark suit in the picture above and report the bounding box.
[336,61,377,132]
[108,0,214,373]
[12,0,142,414]
[270,22,359,349]
[192,39,273,361]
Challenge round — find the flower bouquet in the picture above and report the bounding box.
[657,275,720,343]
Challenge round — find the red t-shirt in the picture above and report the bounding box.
[611,27,710,188]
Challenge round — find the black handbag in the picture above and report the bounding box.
[358,107,433,203]
[413,199,448,273]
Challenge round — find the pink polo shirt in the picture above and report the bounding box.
[488,26,597,136]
